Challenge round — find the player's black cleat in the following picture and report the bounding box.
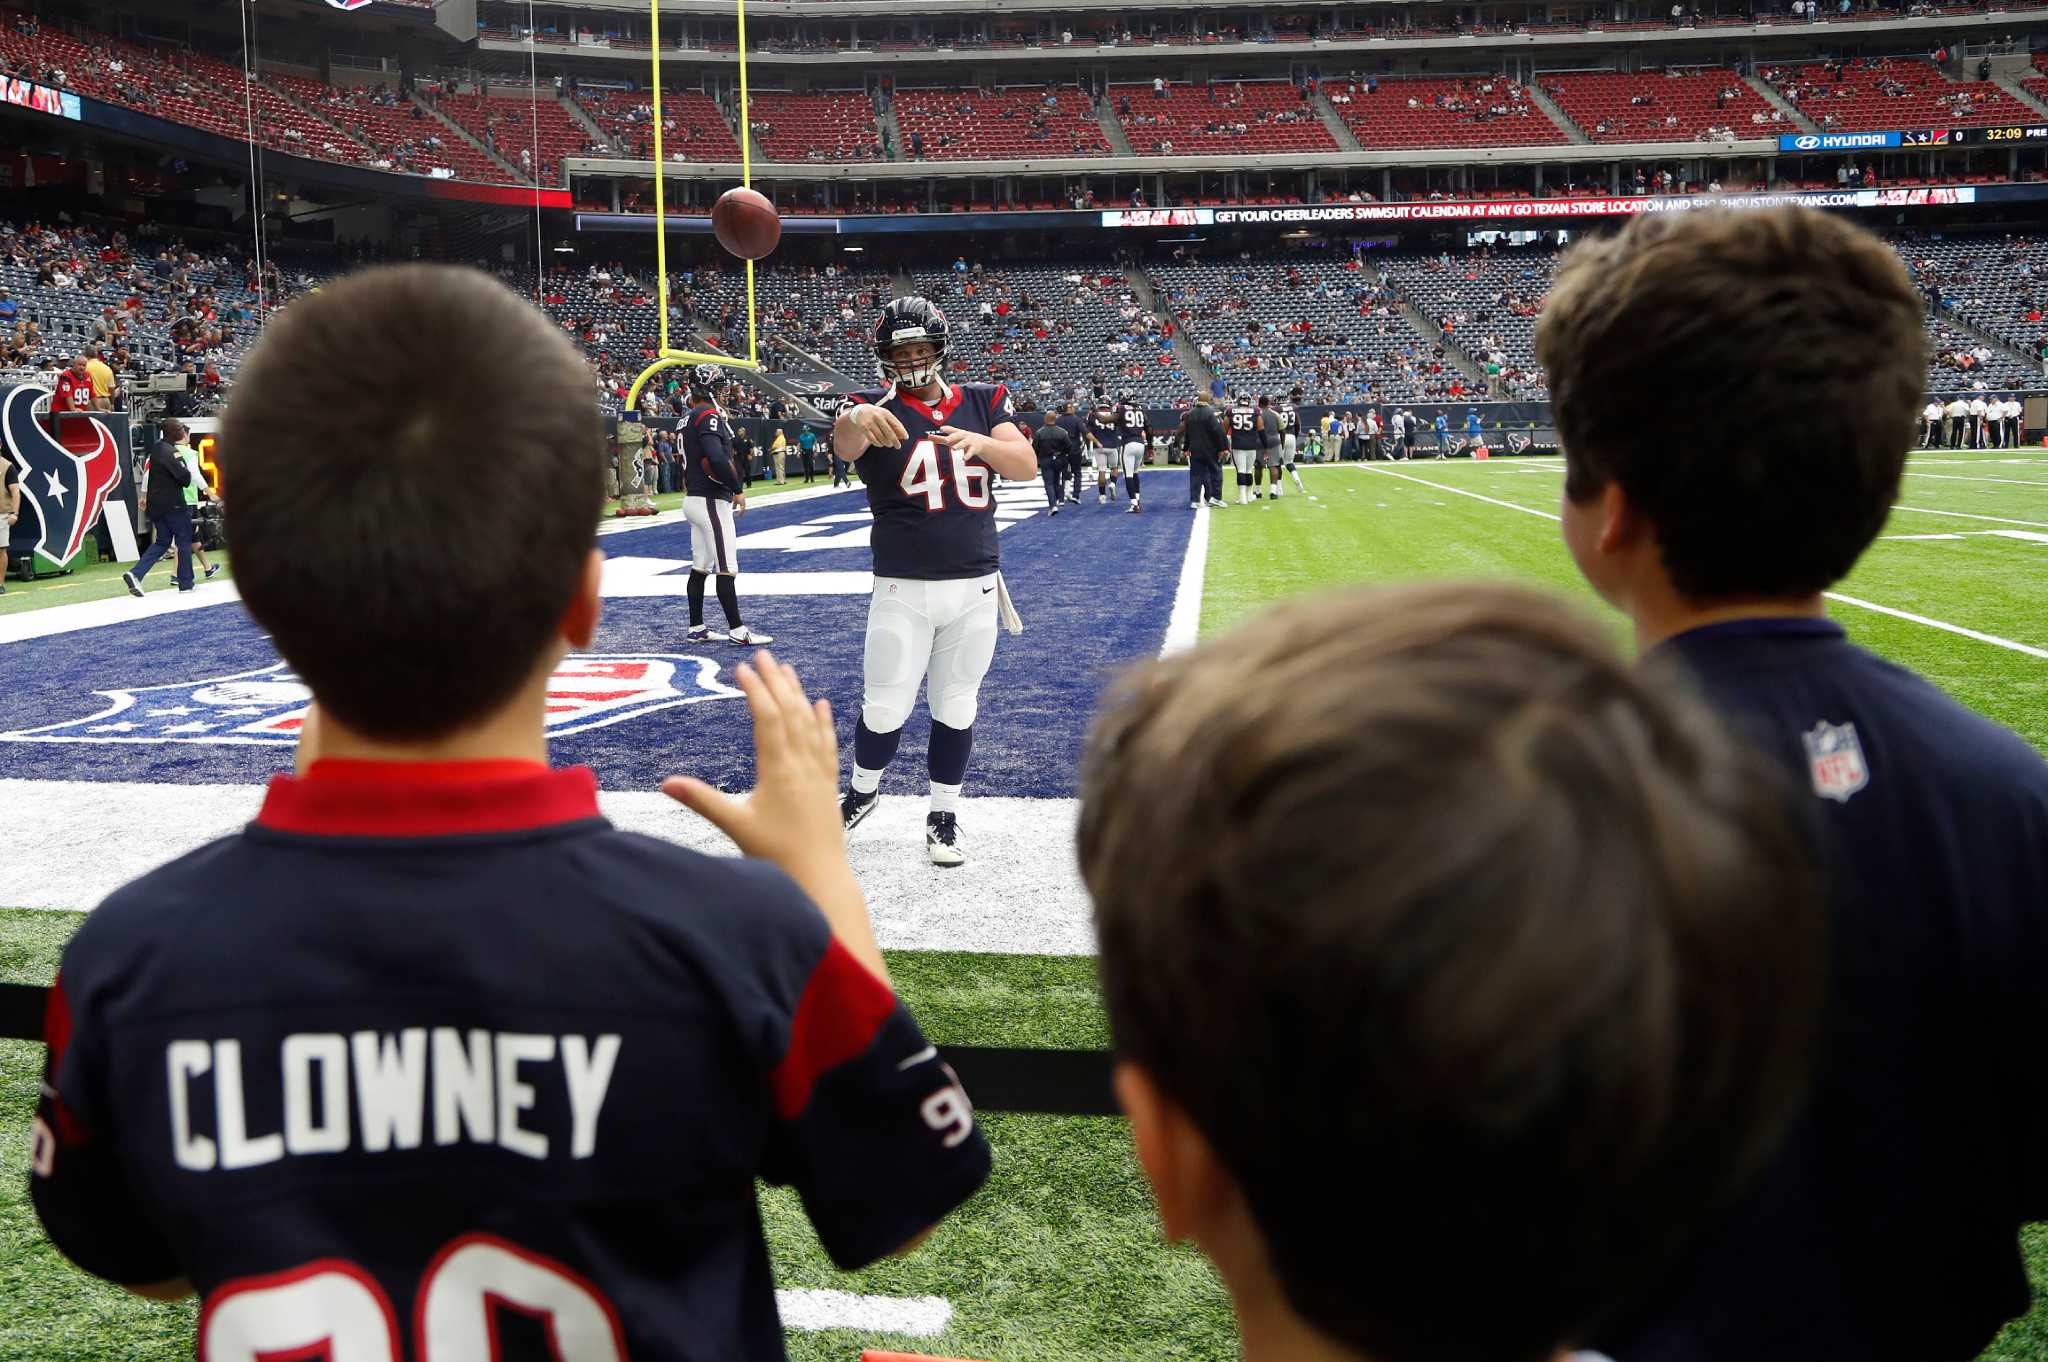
[842,788,879,832]
[926,811,966,867]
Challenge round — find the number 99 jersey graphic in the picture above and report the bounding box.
[840,383,1017,581]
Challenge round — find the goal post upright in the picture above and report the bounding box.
[628,0,759,411]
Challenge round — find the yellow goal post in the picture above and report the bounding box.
[627,0,761,411]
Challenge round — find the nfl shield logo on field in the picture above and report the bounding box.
[0,655,739,746]
[1801,720,1870,802]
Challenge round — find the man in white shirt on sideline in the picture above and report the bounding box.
[2003,394,2024,447]
[1921,399,1943,448]
[1967,393,1989,448]
[1944,395,1969,449]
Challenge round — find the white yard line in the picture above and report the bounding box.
[1351,465,2048,661]
[1903,471,2048,489]
[775,1288,952,1338]
[1821,594,2048,660]
[1891,504,2048,530]
[1357,463,1562,520]
[1162,502,1210,655]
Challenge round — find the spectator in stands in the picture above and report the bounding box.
[1541,206,2048,1362]
[1080,581,1822,1362]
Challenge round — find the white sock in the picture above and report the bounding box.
[929,782,961,815]
[852,766,883,796]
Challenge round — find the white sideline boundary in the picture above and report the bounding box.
[1162,503,1210,656]
[1343,464,2048,661]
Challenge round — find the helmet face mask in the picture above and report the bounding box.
[875,298,950,392]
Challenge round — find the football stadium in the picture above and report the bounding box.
[1,0,2047,1359]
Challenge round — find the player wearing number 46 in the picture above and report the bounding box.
[29,267,991,1359]
[832,297,1039,866]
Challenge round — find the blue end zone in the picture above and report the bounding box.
[0,477,1194,800]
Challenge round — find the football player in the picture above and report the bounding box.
[831,298,1038,866]
[1277,388,1307,495]
[1256,394,1283,503]
[1087,393,1121,504]
[681,364,771,646]
[1115,387,1149,514]
[1227,392,1261,504]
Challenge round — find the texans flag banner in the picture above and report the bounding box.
[3,385,123,569]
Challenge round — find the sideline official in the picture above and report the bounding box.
[122,418,195,595]
[1183,394,1227,508]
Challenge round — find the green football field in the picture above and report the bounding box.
[3,450,2046,1361]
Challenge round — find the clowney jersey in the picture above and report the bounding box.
[1087,404,1119,447]
[842,381,1017,580]
[682,404,740,502]
[1117,403,1149,445]
[1227,402,1262,450]
[31,763,992,1362]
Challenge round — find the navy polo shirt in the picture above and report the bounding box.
[1606,617,2048,1362]
[32,760,990,1361]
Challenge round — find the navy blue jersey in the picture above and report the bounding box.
[1087,405,1119,447]
[1279,404,1300,436]
[843,382,1017,581]
[1116,404,1149,444]
[31,762,990,1361]
[682,404,739,501]
[1226,403,1262,450]
[1604,618,2048,1362]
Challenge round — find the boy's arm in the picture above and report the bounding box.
[663,651,884,983]
[31,970,187,1295]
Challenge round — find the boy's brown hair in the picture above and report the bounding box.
[220,265,603,741]
[1079,582,1825,1362]
[1535,208,1924,599]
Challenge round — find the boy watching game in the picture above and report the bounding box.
[1079,581,1827,1362]
[30,265,989,1358]
[1536,208,2048,1362]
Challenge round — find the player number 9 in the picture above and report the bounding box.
[920,1080,976,1149]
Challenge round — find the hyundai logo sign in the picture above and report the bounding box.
[1794,135,1820,150]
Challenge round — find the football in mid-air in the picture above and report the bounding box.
[712,186,781,261]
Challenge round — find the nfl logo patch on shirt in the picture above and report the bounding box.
[1802,720,1870,802]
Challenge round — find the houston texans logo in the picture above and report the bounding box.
[3,385,120,565]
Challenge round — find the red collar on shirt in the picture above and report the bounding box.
[894,382,962,424]
[254,759,602,838]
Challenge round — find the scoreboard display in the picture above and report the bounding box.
[1902,125,2048,146]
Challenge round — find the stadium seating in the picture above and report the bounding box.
[436,91,603,185]
[1544,69,1776,143]
[1109,80,1337,155]
[747,91,884,162]
[313,85,514,183]
[1150,254,1475,404]
[912,264,1191,404]
[1380,251,1557,398]
[895,86,1111,160]
[574,88,742,161]
[1760,58,2034,131]
[1323,78,1569,150]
